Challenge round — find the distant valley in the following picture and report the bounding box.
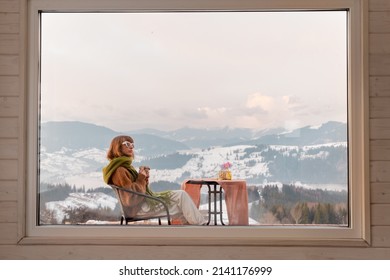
[40,121,348,191]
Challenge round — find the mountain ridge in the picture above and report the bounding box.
[39,120,348,190]
[41,120,347,154]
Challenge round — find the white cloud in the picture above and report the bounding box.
[197,107,228,116]
[246,93,276,112]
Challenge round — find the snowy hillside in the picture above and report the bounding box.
[39,120,348,190]
[43,190,261,225]
[45,192,117,223]
[40,147,108,189]
[39,121,348,225]
[40,141,347,190]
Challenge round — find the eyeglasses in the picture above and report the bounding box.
[122,141,134,149]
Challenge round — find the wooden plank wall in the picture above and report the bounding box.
[1,0,390,259]
[370,0,390,248]
[0,0,20,246]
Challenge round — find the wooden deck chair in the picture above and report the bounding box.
[110,184,171,225]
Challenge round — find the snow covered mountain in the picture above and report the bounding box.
[39,121,348,191]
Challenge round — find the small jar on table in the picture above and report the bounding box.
[218,170,232,180]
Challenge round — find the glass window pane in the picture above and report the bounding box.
[39,11,348,226]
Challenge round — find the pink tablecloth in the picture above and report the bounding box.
[181,179,249,226]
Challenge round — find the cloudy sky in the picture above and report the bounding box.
[40,11,347,132]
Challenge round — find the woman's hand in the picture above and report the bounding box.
[139,167,148,176]
[139,166,150,184]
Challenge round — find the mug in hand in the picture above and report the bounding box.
[139,166,150,176]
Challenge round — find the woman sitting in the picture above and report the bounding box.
[103,135,206,225]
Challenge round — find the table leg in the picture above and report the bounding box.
[207,184,212,225]
[207,183,225,226]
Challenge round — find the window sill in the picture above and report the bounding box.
[19,225,370,247]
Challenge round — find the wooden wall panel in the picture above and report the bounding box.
[0,138,17,158]
[370,11,390,33]
[372,226,390,247]
[370,97,390,118]
[369,0,390,251]
[0,54,18,75]
[0,76,19,97]
[0,0,19,13]
[371,161,390,182]
[370,34,390,54]
[0,12,18,33]
[371,204,390,225]
[0,34,18,54]
[370,140,390,160]
[370,77,390,96]
[0,96,19,117]
[370,54,390,76]
[0,180,17,201]
[0,118,18,138]
[370,0,390,11]
[0,201,17,222]
[371,183,390,204]
[0,0,20,250]
[0,223,17,244]
[0,159,17,180]
[1,245,390,260]
[370,0,390,252]
[370,119,390,139]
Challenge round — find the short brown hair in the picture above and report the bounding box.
[106,135,134,160]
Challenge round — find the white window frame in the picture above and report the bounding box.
[23,0,369,246]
